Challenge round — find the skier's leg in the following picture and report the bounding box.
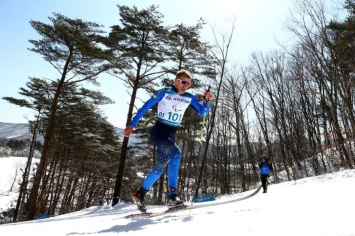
[141,148,169,190]
[265,176,269,193]
[261,175,267,193]
[133,123,171,212]
[133,147,169,212]
[140,123,173,190]
[165,140,183,206]
[167,143,182,191]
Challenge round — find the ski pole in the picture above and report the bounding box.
[199,86,210,144]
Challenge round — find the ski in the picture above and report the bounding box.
[122,212,154,219]
[122,185,262,219]
[122,204,190,219]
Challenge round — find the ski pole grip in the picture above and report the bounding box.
[204,86,211,102]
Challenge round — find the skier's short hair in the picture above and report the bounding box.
[176,70,192,80]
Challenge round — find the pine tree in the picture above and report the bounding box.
[106,5,171,206]
[24,13,111,220]
[164,19,215,81]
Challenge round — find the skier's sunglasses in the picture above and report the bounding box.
[177,78,191,86]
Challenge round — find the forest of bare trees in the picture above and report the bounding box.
[2,0,354,222]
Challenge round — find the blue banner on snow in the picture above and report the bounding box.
[35,214,51,220]
[193,195,215,203]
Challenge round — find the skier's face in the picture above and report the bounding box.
[174,76,191,94]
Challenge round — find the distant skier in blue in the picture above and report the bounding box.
[259,155,273,193]
[124,70,212,212]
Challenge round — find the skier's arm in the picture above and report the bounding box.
[189,95,210,117]
[124,91,164,137]
[123,92,163,137]
[129,91,164,127]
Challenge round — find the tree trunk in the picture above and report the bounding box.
[26,48,73,220]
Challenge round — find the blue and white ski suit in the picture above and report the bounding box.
[130,86,209,194]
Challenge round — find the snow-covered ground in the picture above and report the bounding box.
[0,157,354,236]
[0,157,39,212]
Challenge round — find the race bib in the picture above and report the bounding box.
[157,93,192,126]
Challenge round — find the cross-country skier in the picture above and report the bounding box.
[124,69,212,212]
[259,155,273,193]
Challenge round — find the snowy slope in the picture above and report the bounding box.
[0,155,354,236]
[0,157,39,211]
[0,122,145,147]
[0,123,31,140]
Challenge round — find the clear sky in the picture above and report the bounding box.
[0,0,295,128]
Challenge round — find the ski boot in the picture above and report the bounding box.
[167,188,184,207]
[132,188,148,212]
[167,194,184,207]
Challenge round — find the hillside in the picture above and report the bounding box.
[0,122,145,147]
[0,155,354,236]
[0,123,33,140]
